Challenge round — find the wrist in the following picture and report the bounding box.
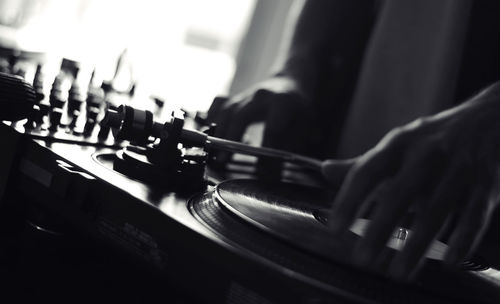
[272,69,315,101]
[438,82,500,162]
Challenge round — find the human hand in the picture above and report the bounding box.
[322,83,500,280]
[206,76,313,163]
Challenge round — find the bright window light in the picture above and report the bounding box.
[0,0,256,112]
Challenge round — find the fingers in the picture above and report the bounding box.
[206,96,228,123]
[208,88,311,166]
[212,102,237,138]
[321,158,356,187]
[351,147,432,268]
[210,102,239,164]
[217,103,251,142]
[208,92,269,164]
[208,85,309,148]
[387,162,466,280]
[444,186,490,266]
[256,92,311,179]
[328,146,397,234]
[211,90,270,141]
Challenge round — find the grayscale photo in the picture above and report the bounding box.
[0,0,499,303]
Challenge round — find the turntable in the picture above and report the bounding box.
[1,71,500,303]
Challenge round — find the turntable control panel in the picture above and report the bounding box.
[20,64,117,143]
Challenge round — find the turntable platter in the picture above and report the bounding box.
[214,179,448,263]
[189,179,500,303]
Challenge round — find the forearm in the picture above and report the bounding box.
[275,0,375,100]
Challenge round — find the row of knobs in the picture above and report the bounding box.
[25,66,111,140]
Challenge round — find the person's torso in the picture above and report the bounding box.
[310,0,500,159]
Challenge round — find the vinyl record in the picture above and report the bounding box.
[214,179,448,263]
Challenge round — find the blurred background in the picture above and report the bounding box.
[0,0,303,115]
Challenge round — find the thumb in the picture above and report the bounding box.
[322,158,357,186]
